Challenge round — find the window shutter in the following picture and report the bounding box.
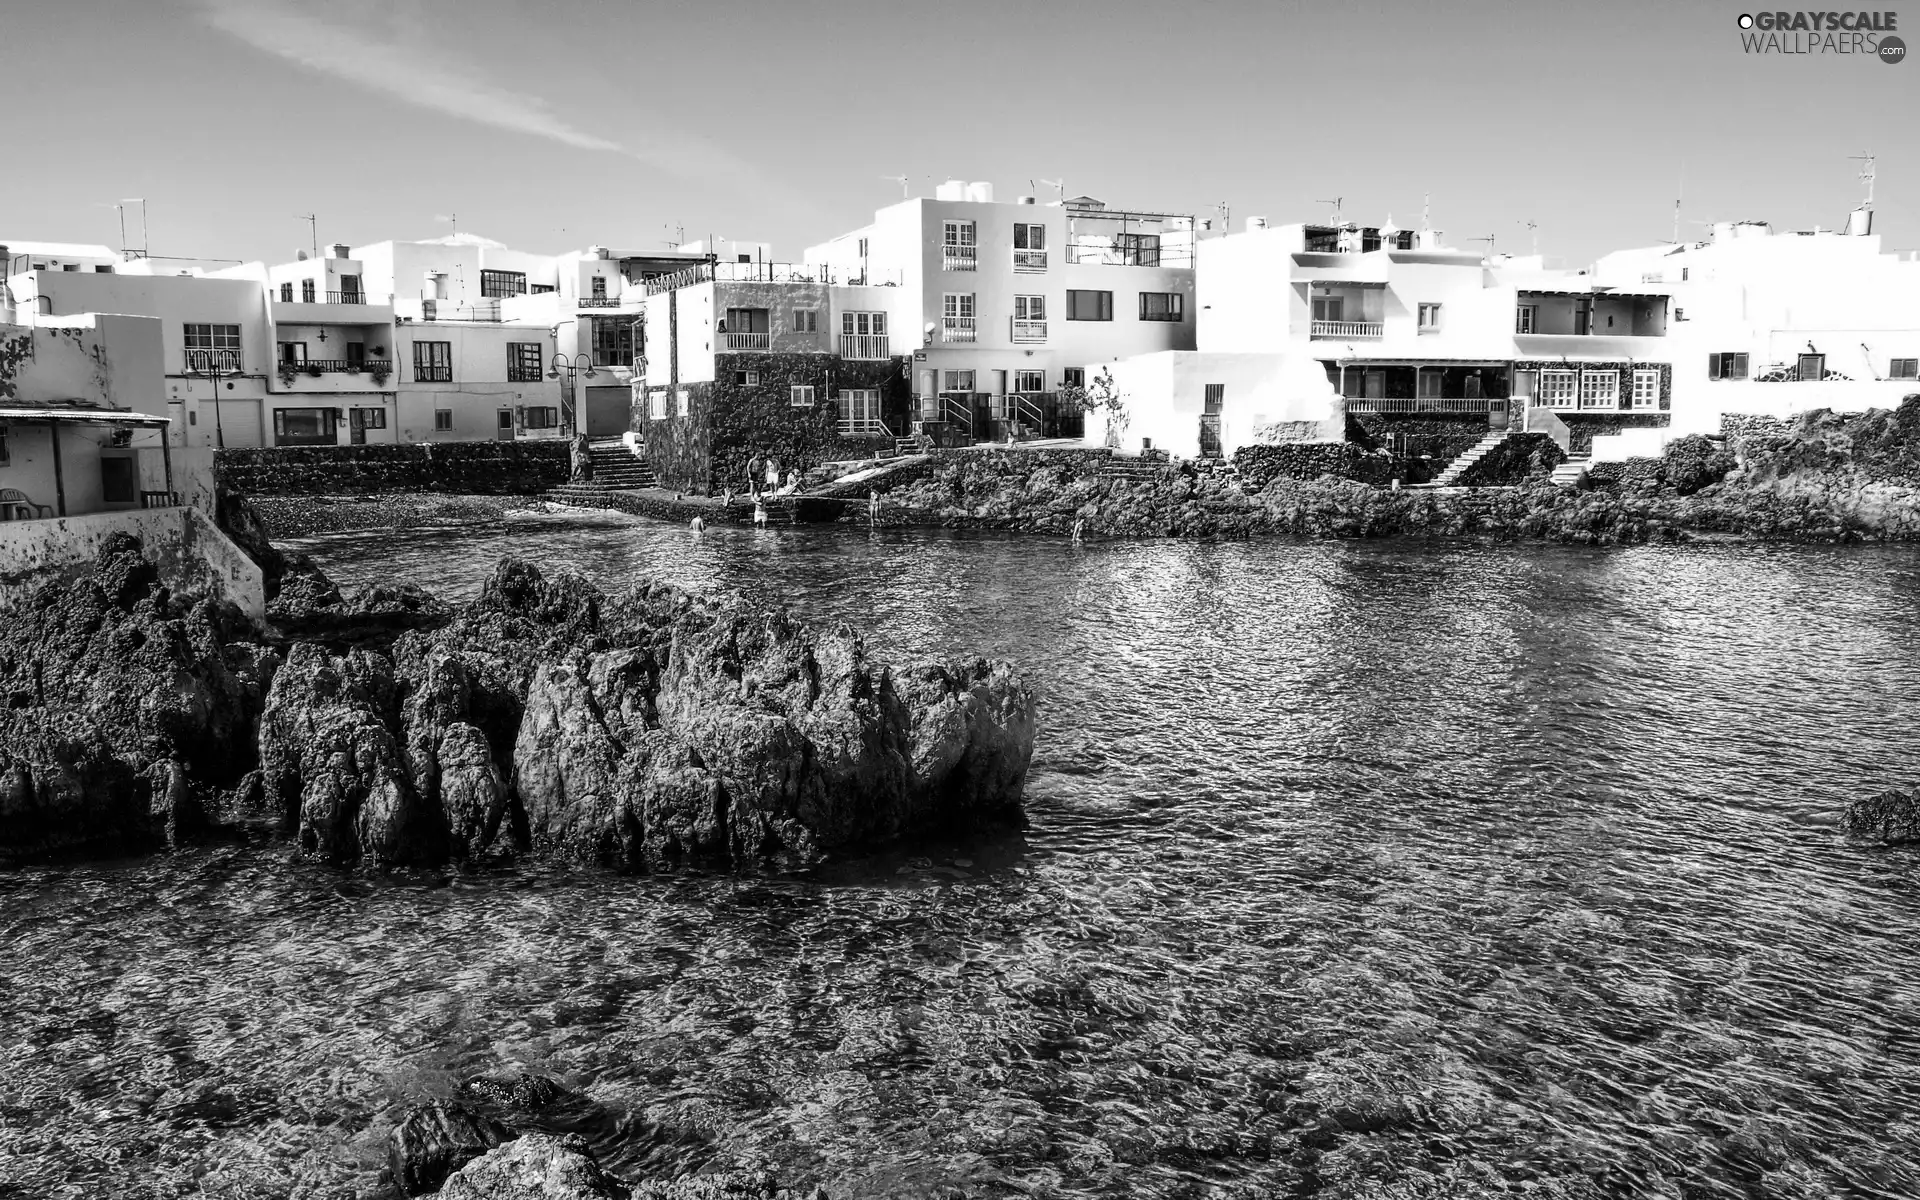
[1708,353,1721,380]
[1733,353,1748,380]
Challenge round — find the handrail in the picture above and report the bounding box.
[1310,320,1384,339]
[325,290,366,304]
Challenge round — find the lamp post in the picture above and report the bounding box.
[549,352,594,437]
[190,350,241,450]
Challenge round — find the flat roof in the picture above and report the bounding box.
[0,406,168,425]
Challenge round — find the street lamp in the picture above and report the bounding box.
[549,352,594,437]
[188,349,243,449]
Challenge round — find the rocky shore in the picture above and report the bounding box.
[0,538,1036,869]
[851,400,1920,546]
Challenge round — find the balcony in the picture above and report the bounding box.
[1310,320,1384,340]
[942,245,978,271]
[1010,319,1047,344]
[840,333,890,360]
[1014,249,1048,273]
[286,359,393,374]
[722,332,770,351]
[941,317,977,343]
[325,291,366,304]
[183,349,242,373]
[577,296,622,309]
[1345,396,1494,415]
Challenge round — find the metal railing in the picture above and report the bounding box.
[722,331,770,351]
[641,261,905,295]
[184,349,242,373]
[941,317,976,343]
[839,333,890,360]
[839,415,893,437]
[942,245,978,270]
[140,490,179,509]
[417,297,502,322]
[577,296,621,308]
[1310,320,1384,339]
[940,393,974,438]
[325,291,366,304]
[1013,249,1048,272]
[282,358,395,375]
[1010,319,1047,344]
[1346,396,1494,414]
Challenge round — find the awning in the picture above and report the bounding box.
[0,406,170,426]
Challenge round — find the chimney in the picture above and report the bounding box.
[331,243,350,259]
[1245,216,1267,231]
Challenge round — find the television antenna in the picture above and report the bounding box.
[664,222,685,249]
[1315,196,1344,224]
[1850,151,1876,205]
[881,175,909,199]
[295,213,317,261]
[119,198,148,258]
[1470,233,1497,257]
[435,212,458,237]
[1038,178,1065,203]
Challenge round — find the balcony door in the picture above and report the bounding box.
[1312,297,1344,323]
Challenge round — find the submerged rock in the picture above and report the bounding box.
[390,1101,513,1196]
[1843,788,1920,845]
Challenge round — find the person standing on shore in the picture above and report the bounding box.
[747,451,765,500]
[868,488,880,526]
[689,515,706,540]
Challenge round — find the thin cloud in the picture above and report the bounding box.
[196,0,762,186]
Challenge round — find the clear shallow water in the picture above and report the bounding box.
[5,513,1920,1198]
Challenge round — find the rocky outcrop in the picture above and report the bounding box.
[1843,788,1920,845]
[268,552,452,643]
[437,1134,625,1199]
[0,534,277,859]
[390,1102,514,1196]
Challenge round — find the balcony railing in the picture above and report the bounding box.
[942,245,978,271]
[282,358,395,375]
[641,262,905,295]
[840,333,890,360]
[1010,319,1047,344]
[839,415,893,437]
[326,291,366,304]
[577,296,621,308]
[722,332,770,351]
[183,349,242,373]
[1344,396,1493,415]
[941,317,977,343]
[1013,249,1048,273]
[1310,320,1384,339]
[140,490,179,509]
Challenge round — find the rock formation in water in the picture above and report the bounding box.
[390,1102,514,1195]
[432,1132,816,1200]
[1843,787,1920,845]
[0,542,1037,871]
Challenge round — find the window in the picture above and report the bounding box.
[733,370,760,386]
[1631,369,1661,409]
[1891,358,1919,380]
[648,388,670,420]
[1580,369,1620,409]
[301,279,315,302]
[1539,369,1578,408]
[184,323,241,372]
[1708,352,1750,380]
[840,388,882,434]
[1417,370,1443,399]
[942,294,975,318]
[101,457,135,503]
[942,220,977,269]
[93,265,112,274]
[1139,292,1184,321]
[523,406,559,429]
[842,311,887,336]
[1066,290,1114,321]
[1417,303,1443,331]
[1014,222,1047,271]
[507,342,544,382]
[1681,267,1690,282]
[413,341,453,382]
[943,370,975,392]
[1015,370,1044,393]
[0,428,9,466]
[1312,296,1344,323]
[1203,383,1226,412]
[279,283,293,302]
[277,341,307,365]
[942,293,976,342]
[272,407,337,446]
[1013,294,1047,340]
[592,317,637,366]
[590,276,607,299]
[1062,368,1085,390]
[1515,304,1537,334]
[1797,353,1826,382]
[857,237,869,258]
[434,409,453,431]
[794,309,818,332]
[1114,232,1161,266]
[530,284,555,295]
[480,270,526,299]
[354,406,387,430]
[790,385,816,407]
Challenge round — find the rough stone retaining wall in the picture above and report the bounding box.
[214,443,573,496]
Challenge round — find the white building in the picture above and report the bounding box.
[1591,207,1920,439]
[805,182,1197,441]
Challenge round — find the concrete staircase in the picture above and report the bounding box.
[546,438,657,505]
[1549,454,1592,488]
[1427,432,1512,488]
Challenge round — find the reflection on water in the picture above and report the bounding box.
[5,514,1920,1197]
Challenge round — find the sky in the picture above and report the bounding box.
[3,0,1916,268]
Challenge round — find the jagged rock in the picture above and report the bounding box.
[389,1101,512,1196]
[898,658,1038,829]
[401,653,511,859]
[0,710,145,858]
[436,1133,625,1199]
[627,1172,807,1199]
[461,1072,571,1112]
[258,644,432,863]
[269,553,451,642]
[1843,788,1920,845]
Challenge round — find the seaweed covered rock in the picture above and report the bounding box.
[390,1101,513,1196]
[1843,787,1920,845]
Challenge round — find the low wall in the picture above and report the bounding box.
[0,507,266,619]
[214,442,572,496]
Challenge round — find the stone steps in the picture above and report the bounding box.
[581,442,657,489]
[1550,454,1592,488]
[1427,432,1512,488]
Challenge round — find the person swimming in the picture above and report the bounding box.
[689,515,706,539]
[752,500,768,526]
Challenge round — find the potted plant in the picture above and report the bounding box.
[368,363,391,387]
[277,363,298,387]
[303,361,324,378]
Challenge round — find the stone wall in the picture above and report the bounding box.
[0,506,265,619]
[1348,414,1489,462]
[1234,442,1439,488]
[214,443,572,496]
[640,353,911,495]
[1452,433,1566,487]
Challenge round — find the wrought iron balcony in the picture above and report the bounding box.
[942,245,978,271]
